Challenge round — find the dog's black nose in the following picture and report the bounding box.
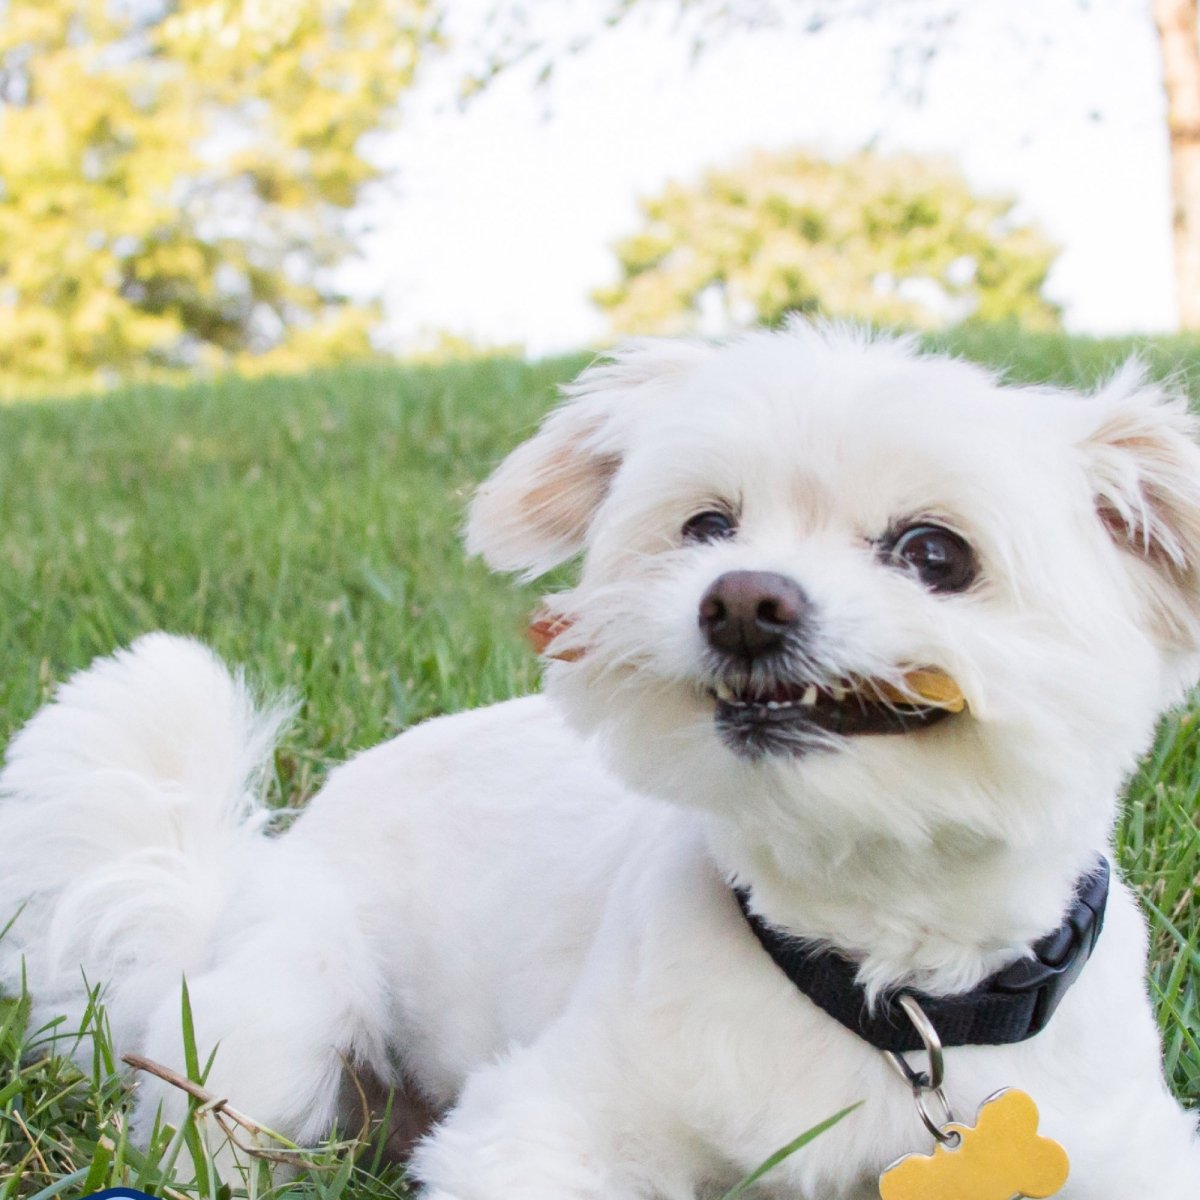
[699,571,810,658]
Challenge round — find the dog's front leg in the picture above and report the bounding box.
[410,1012,704,1200]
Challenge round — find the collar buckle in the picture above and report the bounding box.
[990,857,1110,1036]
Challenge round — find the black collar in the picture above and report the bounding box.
[733,857,1110,1053]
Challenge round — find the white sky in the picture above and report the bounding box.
[351,0,1173,357]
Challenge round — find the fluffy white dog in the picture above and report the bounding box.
[2,323,1200,1198]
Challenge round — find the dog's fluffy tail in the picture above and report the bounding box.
[0,633,290,1053]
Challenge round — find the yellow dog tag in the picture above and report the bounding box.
[879,1089,1069,1200]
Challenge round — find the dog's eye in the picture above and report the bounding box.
[682,510,737,544]
[887,525,976,593]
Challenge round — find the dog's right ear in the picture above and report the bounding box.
[466,339,714,578]
[1078,360,1200,650]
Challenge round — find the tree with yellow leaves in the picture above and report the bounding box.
[595,150,1061,336]
[0,0,435,387]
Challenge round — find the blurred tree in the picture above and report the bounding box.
[594,149,1061,335]
[0,0,436,385]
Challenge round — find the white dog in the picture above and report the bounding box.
[2,323,1200,1198]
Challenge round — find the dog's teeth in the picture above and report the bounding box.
[714,683,734,702]
[831,684,847,701]
[802,685,818,706]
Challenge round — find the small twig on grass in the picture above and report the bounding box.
[124,1053,265,1136]
[122,1052,348,1168]
[9,1107,52,1177]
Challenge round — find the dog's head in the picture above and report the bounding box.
[467,324,1200,851]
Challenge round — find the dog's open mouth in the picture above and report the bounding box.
[710,669,963,753]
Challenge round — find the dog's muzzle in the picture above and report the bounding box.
[698,571,963,756]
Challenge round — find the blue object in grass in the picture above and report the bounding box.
[80,1191,157,1200]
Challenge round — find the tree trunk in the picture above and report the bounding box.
[1153,0,1200,329]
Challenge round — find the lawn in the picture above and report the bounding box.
[0,331,1198,1198]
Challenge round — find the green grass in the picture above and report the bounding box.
[0,355,589,788]
[0,331,1198,1197]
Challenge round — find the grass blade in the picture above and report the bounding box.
[719,1102,862,1200]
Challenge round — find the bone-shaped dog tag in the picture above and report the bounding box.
[878,1089,1069,1200]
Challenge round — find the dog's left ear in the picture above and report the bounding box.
[466,339,714,578]
[1079,360,1200,648]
